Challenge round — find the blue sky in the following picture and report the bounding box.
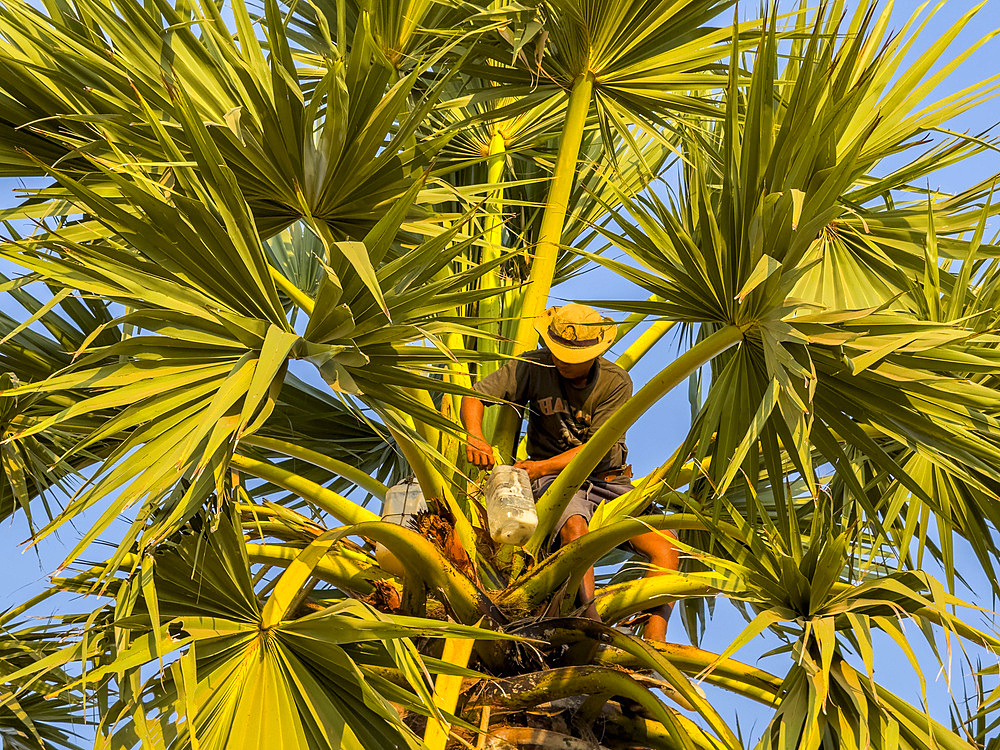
[2,0,1000,745]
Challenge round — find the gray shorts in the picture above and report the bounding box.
[531,474,634,538]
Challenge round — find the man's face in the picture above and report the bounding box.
[551,355,596,381]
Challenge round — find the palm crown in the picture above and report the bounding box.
[2,1,1000,748]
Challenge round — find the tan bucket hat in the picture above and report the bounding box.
[533,303,617,364]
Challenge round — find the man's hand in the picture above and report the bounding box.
[461,396,495,470]
[466,433,495,470]
[514,459,550,482]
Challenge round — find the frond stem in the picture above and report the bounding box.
[230,453,377,525]
[268,265,315,315]
[241,435,388,499]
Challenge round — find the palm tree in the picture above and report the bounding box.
[2,0,1000,748]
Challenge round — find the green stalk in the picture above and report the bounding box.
[268,265,314,315]
[350,521,500,625]
[513,620,736,746]
[403,387,442,456]
[493,73,596,460]
[600,626,740,748]
[478,131,509,450]
[637,451,708,496]
[596,643,782,706]
[510,73,595,354]
[384,419,479,562]
[441,330,471,469]
[594,575,716,623]
[481,130,507,321]
[243,521,318,542]
[527,325,744,552]
[246,543,376,596]
[501,515,731,611]
[430,235,470,469]
[491,403,521,464]
[230,453,378,525]
[237,501,322,530]
[241,435,387,499]
[615,319,677,372]
[604,714,719,750]
[384,418,448,504]
[439,373,461,467]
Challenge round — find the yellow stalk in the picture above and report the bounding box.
[403,386,442,454]
[594,575,716,623]
[439,385,460,467]
[478,131,509,448]
[427,221,471,468]
[615,319,677,372]
[245,543,375,596]
[612,296,664,344]
[510,72,596,355]
[241,435,387,499]
[482,130,507,300]
[230,453,377,525]
[385,418,479,560]
[423,635,477,750]
[491,405,521,465]
[442,328,472,469]
[596,643,782,706]
[267,265,314,315]
[493,73,596,460]
[384,418,448,504]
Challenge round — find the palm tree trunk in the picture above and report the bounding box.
[423,636,477,750]
[467,665,691,746]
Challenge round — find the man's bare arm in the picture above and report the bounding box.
[515,445,583,482]
[460,395,495,469]
[462,394,583,478]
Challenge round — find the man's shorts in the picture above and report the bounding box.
[531,474,634,538]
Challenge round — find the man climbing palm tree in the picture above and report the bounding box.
[462,303,679,640]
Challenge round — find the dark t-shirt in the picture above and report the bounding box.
[473,349,632,475]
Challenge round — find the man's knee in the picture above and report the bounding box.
[559,514,589,545]
[631,530,679,569]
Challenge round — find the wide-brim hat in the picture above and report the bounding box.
[533,303,617,364]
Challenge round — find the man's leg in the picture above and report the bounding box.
[629,530,680,641]
[533,476,601,621]
[559,514,600,621]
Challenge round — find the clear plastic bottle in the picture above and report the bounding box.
[484,465,537,545]
[376,479,427,576]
